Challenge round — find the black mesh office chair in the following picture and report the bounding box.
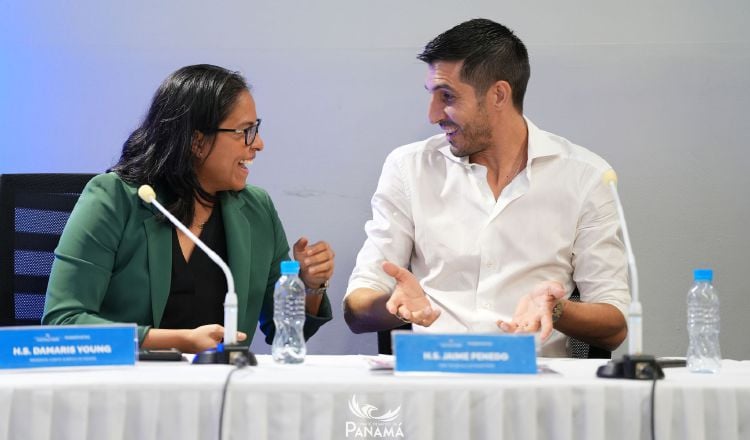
[0,173,96,326]
[376,288,611,359]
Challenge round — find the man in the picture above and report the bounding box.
[343,19,629,357]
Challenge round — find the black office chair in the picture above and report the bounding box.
[0,173,96,326]
[377,322,412,355]
[376,288,611,359]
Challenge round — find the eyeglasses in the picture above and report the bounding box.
[215,118,262,146]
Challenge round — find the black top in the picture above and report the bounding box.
[161,205,228,329]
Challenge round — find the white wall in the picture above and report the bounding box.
[2,0,748,359]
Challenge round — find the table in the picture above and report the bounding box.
[1,356,748,440]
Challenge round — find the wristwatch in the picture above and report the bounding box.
[551,301,564,324]
[305,280,329,296]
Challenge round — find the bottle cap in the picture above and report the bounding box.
[693,269,713,282]
[280,260,300,275]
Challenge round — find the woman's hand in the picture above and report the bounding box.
[142,325,247,354]
[293,237,335,289]
[183,325,247,353]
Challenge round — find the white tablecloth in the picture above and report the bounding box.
[1,356,748,440]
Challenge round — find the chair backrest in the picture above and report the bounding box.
[0,173,96,326]
[376,288,612,359]
[377,322,411,355]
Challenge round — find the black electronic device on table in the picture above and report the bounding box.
[138,348,185,362]
[596,354,664,380]
[192,343,257,366]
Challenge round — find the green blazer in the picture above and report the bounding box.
[43,173,332,344]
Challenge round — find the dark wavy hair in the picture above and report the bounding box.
[109,64,249,224]
[418,18,530,112]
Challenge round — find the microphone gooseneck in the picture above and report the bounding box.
[138,185,239,345]
[602,170,642,355]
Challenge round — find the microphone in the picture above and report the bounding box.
[596,171,663,380]
[137,185,239,346]
[602,170,641,355]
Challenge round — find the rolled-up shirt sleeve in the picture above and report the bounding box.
[346,151,416,297]
[571,171,631,321]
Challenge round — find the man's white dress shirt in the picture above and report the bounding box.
[346,118,630,356]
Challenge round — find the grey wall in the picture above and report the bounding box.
[1,1,748,359]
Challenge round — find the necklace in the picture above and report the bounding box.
[192,203,214,230]
[193,215,210,229]
[504,150,527,181]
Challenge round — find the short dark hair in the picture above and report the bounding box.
[110,64,249,224]
[417,18,530,111]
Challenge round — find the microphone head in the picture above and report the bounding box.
[602,169,618,185]
[138,185,156,203]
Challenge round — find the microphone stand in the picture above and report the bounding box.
[138,185,255,366]
[596,171,662,380]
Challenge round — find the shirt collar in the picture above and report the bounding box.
[525,116,562,162]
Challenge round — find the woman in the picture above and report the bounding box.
[43,64,334,353]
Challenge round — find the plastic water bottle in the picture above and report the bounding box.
[687,268,721,373]
[272,260,306,364]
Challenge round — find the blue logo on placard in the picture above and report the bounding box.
[34,333,60,343]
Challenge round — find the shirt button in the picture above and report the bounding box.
[483,303,492,309]
[485,261,494,268]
